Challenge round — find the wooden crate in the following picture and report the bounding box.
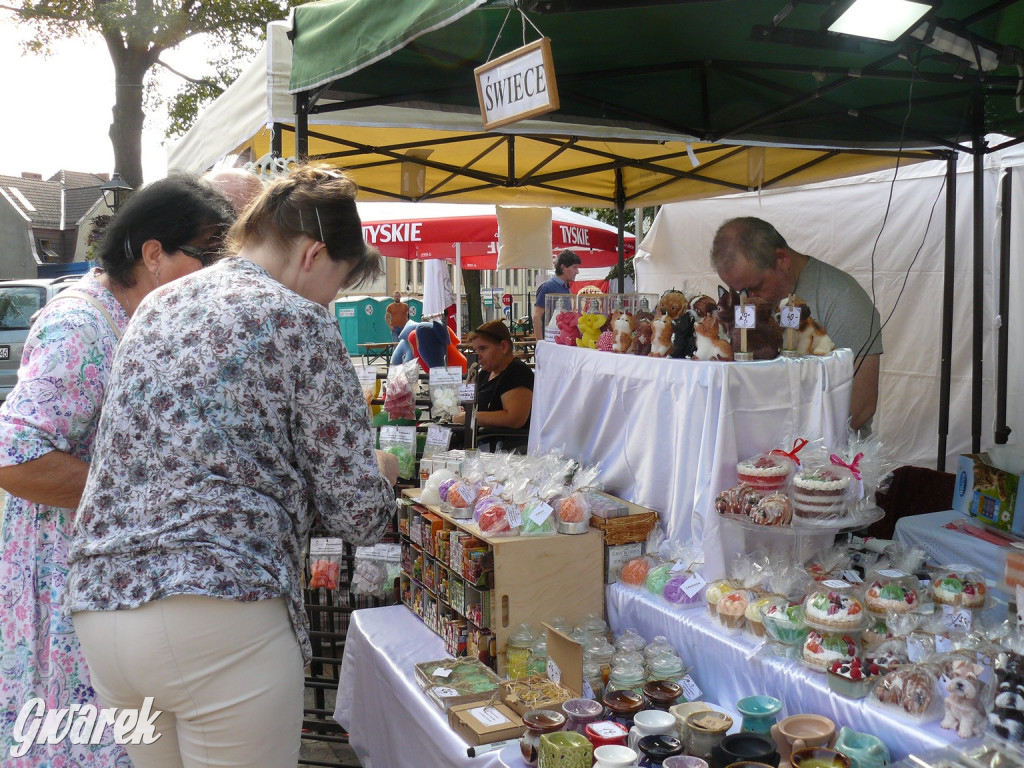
[588,492,659,545]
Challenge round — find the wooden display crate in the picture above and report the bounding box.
[588,492,659,545]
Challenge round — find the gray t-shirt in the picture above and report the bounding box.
[795,256,883,359]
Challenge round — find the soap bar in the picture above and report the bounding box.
[1005,550,1024,588]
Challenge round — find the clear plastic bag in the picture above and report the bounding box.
[384,359,420,420]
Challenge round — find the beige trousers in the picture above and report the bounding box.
[74,594,303,768]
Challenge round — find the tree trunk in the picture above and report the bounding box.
[106,39,152,188]
[461,268,482,332]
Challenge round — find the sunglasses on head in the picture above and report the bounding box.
[178,244,221,267]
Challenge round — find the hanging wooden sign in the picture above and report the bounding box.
[474,38,559,131]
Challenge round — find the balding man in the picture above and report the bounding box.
[202,169,265,216]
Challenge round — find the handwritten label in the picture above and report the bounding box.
[432,685,460,698]
[459,383,477,402]
[546,658,561,684]
[506,505,523,528]
[822,579,851,590]
[780,306,801,329]
[529,502,553,525]
[734,305,756,329]
[468,705,511,726]
[682,573,707,598]
[429,366,463,387]
[942,605,972,632]
[680,675,702,701]
[935,635,954,654]
[877,569,908,578]
[432,667,453,678]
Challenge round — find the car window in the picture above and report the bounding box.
[0,287,47,331]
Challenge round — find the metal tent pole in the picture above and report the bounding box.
[296,92,309,161]
[971,132,986,454]
[937,152,957,471]
[615,169,626,294]
[995,170,1012,445]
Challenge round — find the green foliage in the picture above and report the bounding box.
[569,206,657,281]
[85,214,112,261]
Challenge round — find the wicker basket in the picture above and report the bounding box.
[589,511,659,546]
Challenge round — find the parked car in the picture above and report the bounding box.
[0,275,83,401]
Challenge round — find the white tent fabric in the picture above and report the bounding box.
[636,145,1024,470]
[421,259,455,318]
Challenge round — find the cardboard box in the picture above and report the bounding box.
[953,453,1024,534]
[448,702,524,745]
[499,624,583,716]
[605,542,643,584]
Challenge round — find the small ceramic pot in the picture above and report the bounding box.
[628,710,678,753]
[644,680,685,710]
[710,733,780,768]
[563,698,605,735]
[832,727,890,768]
[521,709,566,767]
[736,696,782,735]
[604,689,646,727]
[586,720,631,752]
[595,744,640,768]
[638,734,685,766]
[664,757,710,768]
[669,702,712,748]
[539,731,593,768]
[685,711,733,761]
[770,714,835,764]
[790,747,851,768]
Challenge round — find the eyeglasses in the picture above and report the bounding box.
[178,244,221,267]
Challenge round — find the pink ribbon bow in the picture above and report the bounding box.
[830,452,864,479]
[769,437,809,466]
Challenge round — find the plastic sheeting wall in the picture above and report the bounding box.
[636,150,1024,470]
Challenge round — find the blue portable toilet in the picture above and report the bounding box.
[333,296,392,351]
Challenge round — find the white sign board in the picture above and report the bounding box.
[474,38,559,131]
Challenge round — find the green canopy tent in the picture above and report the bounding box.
[285,0,1024,462]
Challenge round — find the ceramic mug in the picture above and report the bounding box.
[769,714,835,763]
[595,743,640,768]
[832,727,890,768]
[669,702,712,750]
[629,709,678,752]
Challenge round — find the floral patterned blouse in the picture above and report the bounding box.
[65,257,396,664]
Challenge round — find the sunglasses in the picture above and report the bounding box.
[178,244,221,267]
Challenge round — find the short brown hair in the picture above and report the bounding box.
[226,164,383,289]
[468,320,512,345]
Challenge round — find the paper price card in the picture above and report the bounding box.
[679,675,702,701]
[590,722,624,739]
[425,425,452,450]
[529,501,553,525]
[841,570,863,584]
[681,573,707,598]
[581,678,595,700]
[380,425,416,444]
[429,366,462,387]
[469,706,511,726]
[546,658,561,684]
[935,635,955,654]
[780,305,802,329]
[822,579,851,590]
[734,305,756,329]
[459,382,477,403]
[432,686,460,698]
[505,505,523,528]
[877,569,908,578]
[432,667,453,678]
[309,537,345,556]
[942,605,972,633]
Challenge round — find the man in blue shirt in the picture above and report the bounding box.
[533,250,582,341]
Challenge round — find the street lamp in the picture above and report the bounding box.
[101,173,133,213]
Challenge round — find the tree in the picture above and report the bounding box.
[2,0,289,188]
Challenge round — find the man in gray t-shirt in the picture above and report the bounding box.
[711,217,882,433]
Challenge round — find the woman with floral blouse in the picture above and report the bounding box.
[0,174,233,766]
[65,165,398,768]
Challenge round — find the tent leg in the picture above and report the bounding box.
[971,134,986,453]
[296,92,309,161]
[615,168,625,294]
[995,170,1012,445]
[937,153,956,471]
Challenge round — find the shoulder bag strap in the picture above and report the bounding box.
[48,288,123,341]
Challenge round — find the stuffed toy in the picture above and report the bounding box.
[410,319,468,373]
[717,287,782,360]
[610,310,635,354]
[670,311,697,359]
[576,311,607,349]
[690,294,718,318]
[657,289,689,319]
[941,658,987,738]
[777,295,835,355]
[692,314,733,361]
[389,321,419,367]
[990,651,1024,742]
[633,299,655,357]
[554,310,582,346]
[649,312,673,358]
[596,328,615,352]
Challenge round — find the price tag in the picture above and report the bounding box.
[734,305,756,329]
[942,605,973,632]
[681,573,707,598]
[432,686,460,698]
[679,675,703,701]
[459,382,477,403]
[822,579,851,590]
[429,366,463,387]
[355,365,378,385]
[529,502,553,525]
[591,722,625,739]
[468,706,511,726]
[581,678,595,700]
[670,560,686,573]
[841,570,863,584]
[877,569,908,578]
[425,425,452,451]
[780,305,801,329]
[505,505,523,528]
[546,658,562,684]
[935,635,955,654]
[309,537,345,556]
[432,667,453,678]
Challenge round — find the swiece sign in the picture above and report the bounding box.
[474,38,559,131]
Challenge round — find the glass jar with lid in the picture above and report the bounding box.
[582,653,606,702]
[507,623,537,680]
[607,661,646,695]
[611,648,645,670]
[614,627,647,652]
[582,613,610,639]
[587,637,616,685]
[643,635,675,662]
[527,637,547,677]
[646,651,686,682]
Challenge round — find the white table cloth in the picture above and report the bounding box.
[529,343,853,579]
[895,509,1012,587]
[606,583,954,762]
[334,605,504,768]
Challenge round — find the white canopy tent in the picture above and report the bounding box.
[636,146,1024,470]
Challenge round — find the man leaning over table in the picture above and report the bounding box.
[533,249,582,341]
[711,216,883,434]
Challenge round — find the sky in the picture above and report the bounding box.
[0,17,232,184]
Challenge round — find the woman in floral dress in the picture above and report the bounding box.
[0,175,232,767]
